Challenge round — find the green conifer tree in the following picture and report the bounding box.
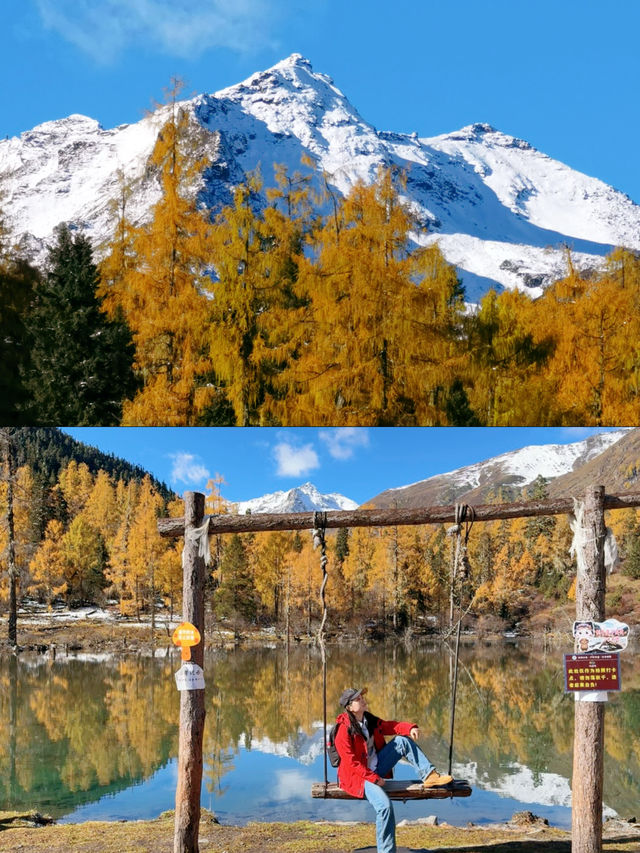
[26,224,138,425]
[0,254,39,423]
[214,534,257,624]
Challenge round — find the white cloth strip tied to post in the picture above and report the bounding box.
[182,516,212,570]
[569,499,619,703]
[569,499,619,576]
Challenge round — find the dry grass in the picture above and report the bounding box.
[1,813,639,853]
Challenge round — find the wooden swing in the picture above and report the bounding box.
[310,508,473,802]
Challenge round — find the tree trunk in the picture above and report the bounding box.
[571,485,606,853]
[4,431,18,647]
[174,492,206,853]
[151,562,156,646]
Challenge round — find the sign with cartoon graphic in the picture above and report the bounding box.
[572,619,629,653]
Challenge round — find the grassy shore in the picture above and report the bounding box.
[1,811,640,853]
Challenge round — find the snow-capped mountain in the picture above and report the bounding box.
[2,54,640,299]
[232,482,357,515]
[370,429,630,508]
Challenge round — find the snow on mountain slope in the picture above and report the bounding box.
[232,482,357,515]
[2,54,639,298]
[373,430,628,507]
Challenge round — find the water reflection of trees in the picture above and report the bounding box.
[0,656,179,814]
[0,645,638,818]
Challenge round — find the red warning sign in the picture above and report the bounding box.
[564,652,621,692]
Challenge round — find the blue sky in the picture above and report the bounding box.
[3,1,640,203]
[63,427,619,504]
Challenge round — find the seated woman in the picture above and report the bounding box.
[334,686,452,853]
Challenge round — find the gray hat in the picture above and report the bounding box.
[339,686,367,708]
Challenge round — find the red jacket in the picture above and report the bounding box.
[334,710,416,798]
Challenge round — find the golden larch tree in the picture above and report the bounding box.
[58,460,94,518]
[102,93,214,425]
[275,169,466,424]
[205,174,274,425]
[28,519,68,605]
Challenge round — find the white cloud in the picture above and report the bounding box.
[319,428,369,460]
[273,441,320,477]
[169,451,210,486]
[558,428,598,439]
[273,768,314,801]
[35,0,286,62]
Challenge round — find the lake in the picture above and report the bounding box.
[1,640,638,828]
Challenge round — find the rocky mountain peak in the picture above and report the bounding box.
[2,57,640,298]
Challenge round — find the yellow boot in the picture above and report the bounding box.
[423,769,453,788]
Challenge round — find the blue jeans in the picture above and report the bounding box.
[363,736,434,853]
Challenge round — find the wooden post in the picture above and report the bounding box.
[174,492,207,853]
[571,485,606,853]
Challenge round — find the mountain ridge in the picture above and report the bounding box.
[2,54,639,299]
[367,430,636,509]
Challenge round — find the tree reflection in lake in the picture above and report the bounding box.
[0,642,638,825]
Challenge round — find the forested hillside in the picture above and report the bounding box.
[2,428,640,636]
[2,101,640,427]
[12,427,173,497]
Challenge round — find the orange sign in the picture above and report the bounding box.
[172,622,201,660]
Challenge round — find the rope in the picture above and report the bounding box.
[446,504,474,777]
[313,512,329,794]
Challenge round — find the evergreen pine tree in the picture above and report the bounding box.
[335,527,350,563]
[27,224,137,425]
[0,199,39,423]
[524,475,556,544]
[214,534,257,624]
[444,378,482,426]
[622,522,640,580]
[0,256,38,423]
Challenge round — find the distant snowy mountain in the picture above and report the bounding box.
[371,430,629,508]
[2,54,640,299]
[232,482,357,515]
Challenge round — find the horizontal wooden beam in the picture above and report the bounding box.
[157,490,640,538]
[310,780,472,800]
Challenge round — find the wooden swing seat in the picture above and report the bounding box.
[311,779,472,800]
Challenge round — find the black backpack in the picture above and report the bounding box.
[327,722,341,767]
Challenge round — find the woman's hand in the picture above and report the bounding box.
[409,726,420,741]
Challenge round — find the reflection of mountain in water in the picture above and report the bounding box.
[239,730,618,816]
[454,760,617,816]
[241,722,325,765]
